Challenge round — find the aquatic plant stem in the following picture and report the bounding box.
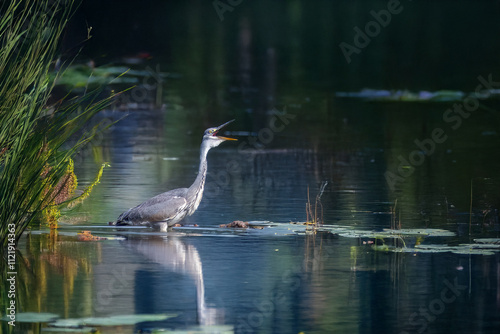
[469,179,473,236]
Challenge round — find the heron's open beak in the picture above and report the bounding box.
[214,119,238,141]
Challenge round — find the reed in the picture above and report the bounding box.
[306,181,328,231]
[0,0,117,250]
[390,199,401,230]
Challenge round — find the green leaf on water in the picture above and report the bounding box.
[371,244,394,252]
[42,327,95,333]
[50,314,177,327]
[154,325,235,333]
[401,243,500,255]
[261,222,457,238]
[474,238,500,244]
[2,312,59,323]
[381,228,456,237]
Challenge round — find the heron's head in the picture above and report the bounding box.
[202,119,237,148]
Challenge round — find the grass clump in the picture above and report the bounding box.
[0,0,117,250]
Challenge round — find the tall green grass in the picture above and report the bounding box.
[0,0,116,250]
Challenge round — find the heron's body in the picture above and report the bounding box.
[110,120,236,231]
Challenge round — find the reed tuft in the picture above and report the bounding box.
[0,0,118,250]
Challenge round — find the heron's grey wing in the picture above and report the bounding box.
[118,188,189,223]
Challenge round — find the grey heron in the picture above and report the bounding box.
[110,120,237,231]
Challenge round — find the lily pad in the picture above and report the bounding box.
[50,314,177,327]
[337,231,388,239]
[399,243,500,255]
[459,243,500,249]
[42,327,95,333]
[451,248,496,256]
[371,245,396,252]
[335,89,468,102]
[400,247,443,254]
[218,222,459,240]
[474,238,500,244]
[156,325,234,333]
[85,314,176,326]
[2,312,60,323]
[381,228,456,237]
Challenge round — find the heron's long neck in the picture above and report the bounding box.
[188,144,209,199]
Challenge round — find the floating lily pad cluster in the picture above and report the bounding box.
[335,88,500,102]
[403,242,500,256]
[1,312,234,333]
[52,65,173,88]
[2,313,178,333]
[240,222,500,256]
[36,222,500,256]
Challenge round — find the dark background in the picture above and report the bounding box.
[66,0,500,92]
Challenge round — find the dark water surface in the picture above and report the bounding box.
[5,0,500,333]
[10,100,500,333]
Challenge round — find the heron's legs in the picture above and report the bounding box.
[156,222,169,232]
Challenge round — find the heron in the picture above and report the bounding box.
[109,120,237,231]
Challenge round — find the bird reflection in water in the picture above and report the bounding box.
[125,236,223,326]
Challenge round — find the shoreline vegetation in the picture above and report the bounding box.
[0,0,117,251]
